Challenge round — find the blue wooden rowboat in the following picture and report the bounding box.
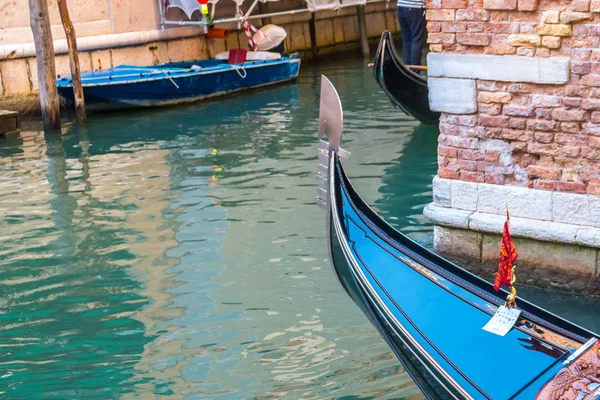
[316,75,600,400]
[56,56,301,111]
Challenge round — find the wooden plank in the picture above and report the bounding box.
[0,110,20,135]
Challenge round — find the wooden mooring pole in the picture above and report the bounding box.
[357,5,369,58]
[57,0,86,124]
[309,13,318,59]
[28,0,61,131]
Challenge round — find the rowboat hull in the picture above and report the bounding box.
[57,57,301,111]
[317,75,599,400]
[373,31,440,125]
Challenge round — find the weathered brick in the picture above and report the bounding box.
[455,9,490,20]
[534,180,558,190]
[518,0,538,10]
[486,45,517,55]
[592,111,600,123]
[555,134,589,146]
[449,158,479,171]
[456,33,491,46]
[439,145,459,157]
[535,48,550,58]
[501,128,533,141]
[479,103,503,115]
[460,171,485,182]
[429,44,444,52]
[565,86,589,98]
[538,24,573,37]
[557,181,587,193]
[593,0,600,11]
[572,62,592,75]
[527,120,557,131]
[534,132,554,143]
[508,118,527,129]
[528,142,561,156]
[441,0,467,7]
[504,105,534,117]
[568,0,591,12]
[439,167,460,179]
[536,108,554,120]
[478,91,512,104]
[476,81,508,92]
[485,173,505,184]
[479,115,509,127]
[587,181,600,195]
[427,33,457,44]
[541,36,561,49]
[563,98,583,108]
[552,108,589,121]
[582,99,600,110]
[516,47,536,57]
[458,148,484,160]
[559,11,592,23]
[467,22,486,32]
[444,135,480,149]
[427,22,442,33]
[508,83,535,94]
[484,22,511,34]
[582,123,600,136]
[531,95,562,108]
[441,22,468,32]
[484,151,501,162]
[567,37,600,48]
[528,165,561,179]
[562,122,582,133]
[562,146,582,157]
[590,136,600,149]
[426,9,456,21]
[483,0,516,10]
[507,34,541,47]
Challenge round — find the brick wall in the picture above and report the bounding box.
[425,0,600,195]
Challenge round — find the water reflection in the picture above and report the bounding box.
[0,57,598,400]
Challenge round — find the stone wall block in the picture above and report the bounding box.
[559,11,592,23]
[541,10,559,23]
[592,0,600,12]
[478,91,512,103]
[576,227,600,247]
[428,53,570,84]
[91,49,112,70]
[537,24,573,37]
[423,204,472,228]
[429,77,478,114]
[450,179,479,210]
[507,34,541,47]
[541,36,561,49]
[167,37,206,63]
[432,175,452,207]
[477,184,553,220]
[553,192,600,227]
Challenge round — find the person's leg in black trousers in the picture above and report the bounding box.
[397,7,426,66]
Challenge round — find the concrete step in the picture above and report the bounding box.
[0,110,20,135]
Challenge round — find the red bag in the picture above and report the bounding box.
[228,49,247,65]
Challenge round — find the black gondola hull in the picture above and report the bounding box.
[373,31,441,125]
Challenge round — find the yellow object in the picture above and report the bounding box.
[201,4,208,14]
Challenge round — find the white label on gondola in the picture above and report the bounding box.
[482,305,521,336]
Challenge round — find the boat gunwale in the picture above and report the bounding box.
[332,155,595,345]
[57,58,301,88]
[327,152,473,400]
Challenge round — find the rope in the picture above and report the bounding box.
[231,64,247,78]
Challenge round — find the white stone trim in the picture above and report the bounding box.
[0,27,203,61]
[428,77,478,114]
[425,176,600,247]
[427,53,570,84]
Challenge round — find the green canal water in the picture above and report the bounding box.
[1,56,599,399]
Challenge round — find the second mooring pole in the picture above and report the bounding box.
[57,0,86,124]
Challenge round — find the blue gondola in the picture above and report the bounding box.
[316,75,600,400]
[56,55,301,111]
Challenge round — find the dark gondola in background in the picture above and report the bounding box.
[317,75,600,400]
[373,31,441,125]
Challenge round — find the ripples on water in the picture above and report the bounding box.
[0,56,599,399]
